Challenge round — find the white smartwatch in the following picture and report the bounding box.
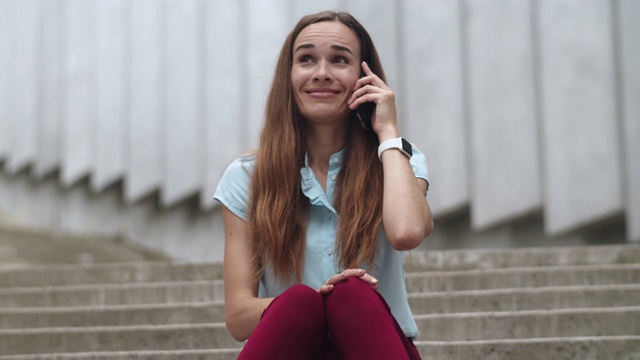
[378,137,413,160]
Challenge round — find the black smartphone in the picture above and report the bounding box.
[355,70,375,131]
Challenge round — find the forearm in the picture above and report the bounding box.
[381,148,432,250]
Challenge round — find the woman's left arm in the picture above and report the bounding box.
[380,147,433,250]
[349,61,433,251]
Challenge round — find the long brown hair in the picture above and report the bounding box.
[248,11,386,283]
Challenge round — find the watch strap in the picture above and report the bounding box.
[378,137,412,160]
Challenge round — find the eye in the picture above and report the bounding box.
[333,56,349,64]
[299,55,313,63]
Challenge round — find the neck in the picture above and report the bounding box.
[306,121,348,174]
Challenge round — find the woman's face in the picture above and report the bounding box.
[291,21,361,125]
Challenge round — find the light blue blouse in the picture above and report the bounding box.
[213,144,430,339]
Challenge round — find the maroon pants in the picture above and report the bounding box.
[237,277,421,360]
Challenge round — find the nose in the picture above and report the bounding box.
[313,60,332,82]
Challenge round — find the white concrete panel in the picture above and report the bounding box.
[126,0,163,203]
[34,0,64,178]
[58,183,92,234]
[123,196,167,258]
[618,0,640,241]
[0,1,17,161]
[0,171,25,224]
[62,0,98,186]
[245,0,293,149]
[0,171,62,229]
[0,172,12,221]
[92,0,128,192]
[158,207,224,262]
[290,0,344,21]
[58,180,123,237]
[161,0,204,206]
[466,0,541,229]
[21,175,62,229]
[126,197,225,262]
[201,0,245,209]
[343,0,399,90]
[0,168,60,230]
[401,0,468,216]
[5,0,40,174]
[538,0,623,235]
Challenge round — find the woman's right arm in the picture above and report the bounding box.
[222,207,274,342]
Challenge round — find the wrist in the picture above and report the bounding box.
[377,129,400,143]
[378,137,412,160]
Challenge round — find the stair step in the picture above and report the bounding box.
[0,324,241,355]
[0,263,223,288]
[3,243,637,288]
[415,306,640,341]
[3,264,637,308]
[408,284,640,314]
[0,281,224,308]
[405,264,640,292]
[0,226,159,267]
[416,336,640,360]
[0,302,225,329]
[0,337,637,359]
[0,349,241,360]
[2,307,638,354]
[5,284,637,329]
[404,244,640,272]
[0,241,638,359]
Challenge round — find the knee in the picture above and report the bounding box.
[326,277,379,312]
[331,277,371,296]
[278,284,324,308]
[271,284,325,325]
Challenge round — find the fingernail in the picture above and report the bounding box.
[370,279,378,285]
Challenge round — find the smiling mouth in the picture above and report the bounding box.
[306,89,340,95]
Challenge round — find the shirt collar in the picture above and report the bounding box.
[300,149,346,214]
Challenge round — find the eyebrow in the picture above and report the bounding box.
[294,43,354,56]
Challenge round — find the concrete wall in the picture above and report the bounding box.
[0,0,638,262]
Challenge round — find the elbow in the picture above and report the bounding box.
[225,313,250,342]
[424,219,434,238]
[388,228,426,251]
[388,220,434,251]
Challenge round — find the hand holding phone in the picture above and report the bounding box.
[354,69,375,131]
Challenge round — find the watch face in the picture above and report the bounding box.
[401,138,413,156]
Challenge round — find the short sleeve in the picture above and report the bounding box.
[213,155,255,221]
[409,143,430,191]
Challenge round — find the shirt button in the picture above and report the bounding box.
[327,212,332,219]
[327,249,333,255]
[331,175,337,181]
[333,158,339,164]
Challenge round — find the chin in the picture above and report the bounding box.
[301,108,350,124]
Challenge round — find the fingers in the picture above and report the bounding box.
[361,60,374,76]
[353,61,388,91]
[317,283,334,295]
[321,269,379,292]
[349,62,393,111]
[348,87,392,110]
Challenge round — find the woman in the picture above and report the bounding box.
[214,10,433,360]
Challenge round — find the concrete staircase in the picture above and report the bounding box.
[0,222,165,270]
[1,244,640,359]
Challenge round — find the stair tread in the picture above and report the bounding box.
[1,240,638,358]
[413,305,640,318]
[0,301,225,314]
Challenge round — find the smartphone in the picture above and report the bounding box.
[355,70,375,131]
